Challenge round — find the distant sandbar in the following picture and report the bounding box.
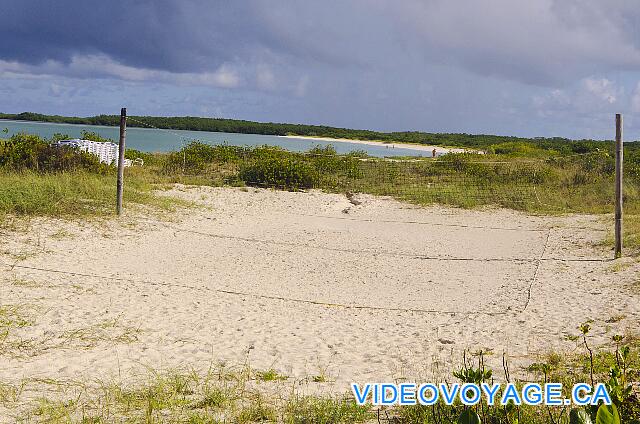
[280,135,473,155]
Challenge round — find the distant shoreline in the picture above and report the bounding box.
[280,134,473,155]
[1,118,482,155]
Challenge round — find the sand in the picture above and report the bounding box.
[1,186,639,413]
[280,135,474,155]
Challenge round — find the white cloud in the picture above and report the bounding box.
[251,0,640,86]
[533,76,622,115]
[583,78,617,104]
[4,1,640,138]
[0,55,242,89]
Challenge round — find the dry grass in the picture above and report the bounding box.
[0,304,37,359]
[8,365,372,423]
[0,304,33,338]
[0,307,141,359]
[4,333,639,423]
[60,317,142,350]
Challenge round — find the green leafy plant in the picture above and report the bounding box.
[453,367,492,384]
[595,404,620,424]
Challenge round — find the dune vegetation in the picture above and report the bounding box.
[2,329,639,423]
[2,131,639,250]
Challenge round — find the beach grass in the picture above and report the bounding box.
[600,214,640,254]
[623,214,640,252]
[0,170,187,222]
[10,365,374,423]
[5,331,639,423]
[2,134,640,252]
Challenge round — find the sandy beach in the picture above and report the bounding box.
[1,186,639,419]
[280,135,474,155]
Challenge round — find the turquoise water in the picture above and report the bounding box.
[0,120,428,157]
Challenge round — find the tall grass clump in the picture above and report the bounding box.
[0,133,181,220]
[0,171,179,218]
[163,141,246,173]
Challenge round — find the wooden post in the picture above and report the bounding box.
[615,113,623,258]
[116,108,127,215]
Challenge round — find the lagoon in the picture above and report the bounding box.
[0,119,429,158]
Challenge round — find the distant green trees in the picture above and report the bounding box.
[2,112,638,155]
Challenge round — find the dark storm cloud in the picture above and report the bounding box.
[2,0,640,139]
[3,0,640,85]
[0,0,269,72]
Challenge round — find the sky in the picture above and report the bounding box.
[2,0,640,140]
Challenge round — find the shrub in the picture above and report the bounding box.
[38,144,106,173]
[0,133,105,173]
[239,156,318,190]
[48,133,71,143]
[307,145,340,173]
[80,130,112,144]
[489,141,551,157]
[125,148,157,166]
[163,141,246,173]
[0,133,43,170]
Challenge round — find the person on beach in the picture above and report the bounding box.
[432,148,437,158]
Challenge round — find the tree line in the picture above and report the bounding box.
[1,111,637,155]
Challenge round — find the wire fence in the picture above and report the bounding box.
[126,116,636,216]
[164,149,620,214]
[2,115,621,316]
[0,116,631,318]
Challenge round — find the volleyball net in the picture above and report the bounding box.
[127,116,634,215]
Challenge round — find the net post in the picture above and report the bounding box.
[615,113,623,258]
[116,107,127,215]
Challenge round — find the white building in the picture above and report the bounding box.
[54,139,119,165]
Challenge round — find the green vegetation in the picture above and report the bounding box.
[10,365,373,423]
[0,133,185,220]
[158,140,640,213]
[255,369,288,382]
[2,131,640,251]
[0,171,180,218]
[396,327,640,423]
[3,111,640,151]
[0,132,106,173]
